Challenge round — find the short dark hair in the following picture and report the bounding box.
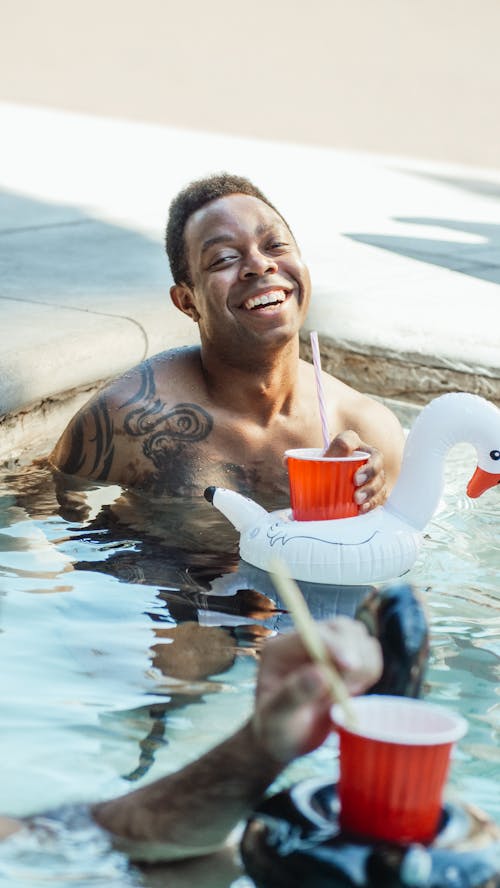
[165,173,290,285]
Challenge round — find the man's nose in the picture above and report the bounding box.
[240,249,278,278]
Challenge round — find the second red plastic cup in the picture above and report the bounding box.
[285,448,369,521]
[331,695,468,845]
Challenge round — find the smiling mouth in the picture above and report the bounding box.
[242,289,290,311]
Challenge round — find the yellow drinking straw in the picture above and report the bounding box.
[270,559,358,729]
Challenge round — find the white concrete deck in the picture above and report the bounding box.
[1,102,499,454]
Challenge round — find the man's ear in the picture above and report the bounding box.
[170,284,200,322]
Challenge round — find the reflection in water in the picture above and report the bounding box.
[0,441,498,886]
[0,460,380,801]
[151,623,237,681]
[123,622,240,783]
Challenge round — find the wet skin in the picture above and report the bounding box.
[51,194,404,506]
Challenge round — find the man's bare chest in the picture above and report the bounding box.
[116,396,317,502]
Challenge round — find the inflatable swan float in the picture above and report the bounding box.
[205,393,500,585]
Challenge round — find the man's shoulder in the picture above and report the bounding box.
[49,346,203,482]
[310,366,403,439]
[336,384,400,430]
[97,345,203,407]
[146,344,201,373]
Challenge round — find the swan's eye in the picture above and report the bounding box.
[490,450,500,461]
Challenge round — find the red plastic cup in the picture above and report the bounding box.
[331,695,467,845]
[285,448,369,521]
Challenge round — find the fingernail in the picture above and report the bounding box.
[355,472,367,485]
[355,491,367,504]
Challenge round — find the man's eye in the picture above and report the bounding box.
[269,241,288,250]
[209,255,237,268]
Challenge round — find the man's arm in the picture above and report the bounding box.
[49,363,152,486]
[353,395,405,493]
[50,388,119,483]
[91,720,280,863]
[91,618,382,862]
[49,355,212,496]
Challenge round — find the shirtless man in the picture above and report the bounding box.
[50,174,404,509]
[0,617,381,863]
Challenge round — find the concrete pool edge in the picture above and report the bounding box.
[0,381,105,464]
[299,333,500,408]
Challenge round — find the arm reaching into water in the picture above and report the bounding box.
[0,620,381,852]
[90,618,382,862]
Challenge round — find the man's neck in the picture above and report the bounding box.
[200,337,301,425]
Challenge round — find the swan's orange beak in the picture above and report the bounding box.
[467,466,500,498]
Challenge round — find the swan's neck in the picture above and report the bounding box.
[386,393,483,530]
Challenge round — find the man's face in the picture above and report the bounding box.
[176,194,311,355]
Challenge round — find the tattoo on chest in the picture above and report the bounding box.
[120,363,213,494]
[124,401,212,443]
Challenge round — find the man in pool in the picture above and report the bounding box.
[50,174,405,511]
[0,616,381,866]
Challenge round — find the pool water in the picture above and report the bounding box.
[0,430,498,885]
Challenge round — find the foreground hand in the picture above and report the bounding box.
[324,430,386,512]
[252,617,382,764]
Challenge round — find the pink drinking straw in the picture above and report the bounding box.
[310,331,330,451]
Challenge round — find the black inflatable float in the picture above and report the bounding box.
[241,777,500,888]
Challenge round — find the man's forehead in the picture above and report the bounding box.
[186,193,287,246]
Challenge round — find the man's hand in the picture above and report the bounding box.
[324,430,386,512]
[252,617,382,764]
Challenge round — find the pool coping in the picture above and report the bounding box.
[1,103,499,461]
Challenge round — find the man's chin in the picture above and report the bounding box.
[241,326,299,355]
[202,319,300,366]
[239,313,300,341]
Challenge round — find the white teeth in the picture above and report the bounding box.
[243,290,287,310]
